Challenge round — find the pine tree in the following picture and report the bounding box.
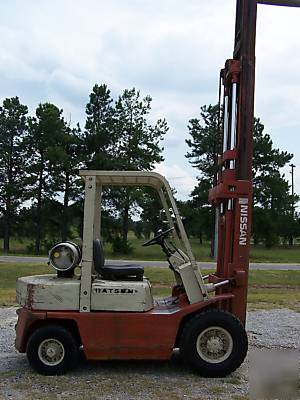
[0,97,28,252]
[252,118,295,246]
[185,104,220,244]
[186,105,296,247]
[113,88,168,242]
[54,123,85,240]
[186,104,221,181]
[84,84,115,169]
[84,85,168,247]
[25,103,66,253]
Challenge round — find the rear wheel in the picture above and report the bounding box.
[180,310,248,377]
[27,325,79,375]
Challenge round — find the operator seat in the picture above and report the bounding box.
[93,239,144,281]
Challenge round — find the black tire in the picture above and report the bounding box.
[180,310,248,377]
[26,325,79,375]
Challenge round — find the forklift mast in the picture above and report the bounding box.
[209,0,299,325]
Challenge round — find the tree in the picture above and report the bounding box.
[25,103,66,253]
[252,119,295,246]
[186,104,221,181]
[83,84,168,248]
[185,104,221,247]
[186,105,296,247]
[0,97,28,252]
[84,84,115,169]
[180,181,214,243]
[54,123,85,240]
[84,84,120,248]
[137,188,162,239]
[112,88,168,242]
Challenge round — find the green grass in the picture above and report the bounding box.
[249,245,300,263]
[248,270,300,286]
[1,262,299,310]
[0,263,52,306]
[146,267,300,310]
[0,237,34,256]
[247,288,299,311]
[2,236,300,263]
[105,234,300,263]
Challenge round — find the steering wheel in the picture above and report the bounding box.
[142,227,174,247]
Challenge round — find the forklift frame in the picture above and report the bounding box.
[78,170,208,312]
[14,0,300,377]
[209,0,299,325]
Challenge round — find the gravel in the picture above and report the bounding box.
[0,307,299,400]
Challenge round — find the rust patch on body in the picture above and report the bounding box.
[26,284,35,309]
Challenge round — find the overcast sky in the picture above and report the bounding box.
[1,1,300,199]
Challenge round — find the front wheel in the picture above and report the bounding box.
[180,310,248,377]
[26,325,79,375]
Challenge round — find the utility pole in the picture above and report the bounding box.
[290,163,295,218]
[289,163,295,245]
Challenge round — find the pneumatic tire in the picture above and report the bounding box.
[26,325,79,375]
[180,310,248,377]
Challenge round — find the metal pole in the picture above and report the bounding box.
[258,0,300,7]
[290,163,295,219]
[230,83,238,169]
[223,96,230,153]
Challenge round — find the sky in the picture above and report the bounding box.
[1,0,300,199]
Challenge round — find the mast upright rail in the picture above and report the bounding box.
[209,0,298,324]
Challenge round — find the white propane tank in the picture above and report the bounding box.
[49,242,81,272]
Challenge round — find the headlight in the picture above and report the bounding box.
[49,242,81,272]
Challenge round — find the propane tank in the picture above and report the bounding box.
[48,241,81,277]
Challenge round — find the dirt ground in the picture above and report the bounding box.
[0,308,299,400]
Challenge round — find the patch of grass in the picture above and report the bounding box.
[152,287,170,297]
[0,288,17,306]
[250,245,300,263]
[224,377,241,385]
[210,386,224,394]
[105,237,300,263]
[0,262,52,306]
[11,382,29,390]
[145,267,300,287]
[247,288,300,311]
[0,371,16,378]
[0,237,35,255]
[1,262,299,310]
[144,267,175,284]
[3,235,300,263]
[248,270,300,286]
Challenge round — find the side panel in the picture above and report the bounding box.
[46,294,233,360]
[15,294,233,359]
[177,263,204,304]
[16,275,80,311]
[15,308,46,352]
[75,312,177,359]
[91,279,153,312]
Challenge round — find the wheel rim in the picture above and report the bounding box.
[38,338,65,366]
[196,326,233,364]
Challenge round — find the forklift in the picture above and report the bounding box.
[14,0,298,376]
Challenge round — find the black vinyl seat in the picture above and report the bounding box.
[93,239,144,281]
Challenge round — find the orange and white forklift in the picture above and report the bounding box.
[15,0,298,376]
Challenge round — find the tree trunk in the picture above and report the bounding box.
[199,231,203,245]
[35,159,44,254]
[62,172,70,241]
[4,135,13,253]
[289,235,293,246]
[122,189,130,242]
[3,201,10,253]
[35,194,42,254]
